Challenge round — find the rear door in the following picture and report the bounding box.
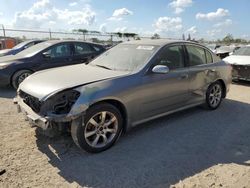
[72,42,98,64]
[185,44,218,103]
[36,42,74,70]
[139,44,190,119]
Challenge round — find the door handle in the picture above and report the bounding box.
[205,69,216,74]
[180,74,189,79]
[209,69,216,72]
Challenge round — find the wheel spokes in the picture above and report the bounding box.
[104,116,116,127]
[85,111,118,148]
[85,130,96,138]
[89,118,98,127]
[100,111,107,124]
[209,84,222,107]
[92,135,100,146]
[101,134,108,144]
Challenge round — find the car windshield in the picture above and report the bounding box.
[12,41,31,50]
[233,47,250,56]
[15,42,53,58]
[89,44,158,71]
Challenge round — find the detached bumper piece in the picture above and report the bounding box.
[14,97,49,130]
[232,65,250,81]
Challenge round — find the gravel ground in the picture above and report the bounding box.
[0,83,250,188]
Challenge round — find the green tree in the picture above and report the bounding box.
[222,34,234,44]
[151,33,160,39]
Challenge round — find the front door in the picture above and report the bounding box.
[37,43,73,71]
[139,44,190,119]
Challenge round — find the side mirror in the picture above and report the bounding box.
[152,65,169,74]
[42,52,51,59]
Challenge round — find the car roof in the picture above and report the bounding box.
[42,40,104,46]
[122,39,200,47]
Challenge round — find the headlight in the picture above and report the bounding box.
[44,90,80,115]
[0,63,9,69]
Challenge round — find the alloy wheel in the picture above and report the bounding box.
[208,84,222,108]
[18,72,31,85]
[84,111,118,148]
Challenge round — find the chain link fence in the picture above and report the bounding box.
[0,24,180,49]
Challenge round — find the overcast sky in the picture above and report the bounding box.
[0,0,249,40]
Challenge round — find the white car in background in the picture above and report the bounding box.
[223,45,250,81]
[215,45,241,59]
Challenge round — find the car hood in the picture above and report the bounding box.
[0,54,26,63]
[0,49,11,56]
[223,55,250,65]
[19,64,129,100]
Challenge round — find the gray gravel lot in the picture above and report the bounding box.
[0,83,250,188]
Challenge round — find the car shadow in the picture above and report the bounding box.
[35,99,250,188]
[0,86,16,99]
[232,80,250,87]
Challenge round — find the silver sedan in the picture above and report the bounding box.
[15,40,232,153]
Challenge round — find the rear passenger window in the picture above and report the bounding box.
[74,43,95,55]
[206,50,213,64]
[186,45,206,66]
[93,45,102,52]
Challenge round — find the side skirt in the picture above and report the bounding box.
[131,101,204,127]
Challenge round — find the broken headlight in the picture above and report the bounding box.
[49,90,80,115]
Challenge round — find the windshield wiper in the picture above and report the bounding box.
[94,64,112,70]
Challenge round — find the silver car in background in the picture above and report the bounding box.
[15,40,232,153]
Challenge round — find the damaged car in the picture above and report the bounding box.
[224,45,250,81]
[14,40,232,153]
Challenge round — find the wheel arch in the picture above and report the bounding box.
[214,79,227,98]
[88,99,128,133]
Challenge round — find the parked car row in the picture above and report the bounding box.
[0,40,106,89]
[13,39,232,153]
[0,40,45,57]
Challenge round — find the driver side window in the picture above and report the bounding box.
[45,44,71,58]
[156,45,184,70]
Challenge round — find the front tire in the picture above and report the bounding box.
[71,103,123,153]
[205,81,223,110]
[12,70,32,89]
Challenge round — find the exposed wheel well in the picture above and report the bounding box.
[216,79,227,98]
[89,99,128,132]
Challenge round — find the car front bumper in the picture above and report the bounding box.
[232,64,250,81]
[0,70,11,87]
[14,96,77,130]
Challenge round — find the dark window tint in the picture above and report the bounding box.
[45,44,71,58]
[74,43,95,55]
[157,45,184,70]
[24,42,35,49]
[92,45,103,52]
[205,50,213,63]
[186,45,206,66]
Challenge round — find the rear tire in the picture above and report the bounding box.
[71,103,123,153]
[205,81,223,110]
[12,70,32,89]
